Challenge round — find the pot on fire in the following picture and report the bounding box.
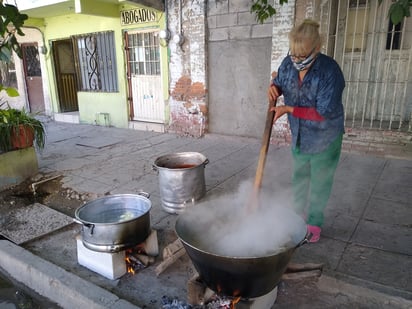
[175,201,307,298]
[74,193,151,253]
[153,152,209,214]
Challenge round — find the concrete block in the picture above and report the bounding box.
[216,13,237,27]
[252,23,273,38]
[76,237,127,280]
[0,147,38,189]
[229,25,251,40]
[209,28,229,41]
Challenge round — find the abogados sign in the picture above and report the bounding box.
[121,8,157,25]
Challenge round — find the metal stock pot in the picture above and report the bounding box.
[74,193,151,253]
[153,152,209,214]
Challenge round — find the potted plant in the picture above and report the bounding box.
[0,104,46,152]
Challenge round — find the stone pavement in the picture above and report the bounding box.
[0,117,411,308]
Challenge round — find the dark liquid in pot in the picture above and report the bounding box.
[168,164,197,169]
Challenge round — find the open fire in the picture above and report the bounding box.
[186,274,278,309]
[125,243,155,274]
[76,229,158,280]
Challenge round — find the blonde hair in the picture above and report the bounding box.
[289,19,321,56]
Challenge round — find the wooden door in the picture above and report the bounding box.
[52,39,78,112]
[21,43,45,113]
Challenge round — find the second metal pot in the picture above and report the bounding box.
[153,152,209,214]
[74,193,151,253]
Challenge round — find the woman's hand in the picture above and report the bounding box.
[267,84,280,105]
[270,105,294,123]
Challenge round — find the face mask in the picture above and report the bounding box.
[290,51,317,71]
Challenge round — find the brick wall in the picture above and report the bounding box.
[167,0,207,137]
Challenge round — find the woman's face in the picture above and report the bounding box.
[289,42,320,71]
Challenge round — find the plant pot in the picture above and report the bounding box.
[11,125,34,149]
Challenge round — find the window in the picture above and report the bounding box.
[127,32,160,75]
[386,20,402,50]
[345,0,369,52]
[73,31,118,92]
[0,58,17,88]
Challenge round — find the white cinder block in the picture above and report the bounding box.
[76,237,127,280]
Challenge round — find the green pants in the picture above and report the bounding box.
[291,134,343,227]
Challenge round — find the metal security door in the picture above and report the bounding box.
[125,31,164,123]
[21,43,45,113]
[52,39,79,112]
[319,0,412,131]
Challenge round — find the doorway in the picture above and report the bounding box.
[52,39,79,113]
[21,43,45,113]
[124,30,164,123]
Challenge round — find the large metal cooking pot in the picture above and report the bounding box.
[153,152,209,214]
[175,202,307,298]
[74,193,151,253]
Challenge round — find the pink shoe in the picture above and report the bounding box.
[307,225,321,243]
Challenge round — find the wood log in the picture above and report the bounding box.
[286,262,324,272]
[162,238,184,259]
[281,269,322,280]
[155,246,186,276]
[187,277,207,305]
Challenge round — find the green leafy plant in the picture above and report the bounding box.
[379,0,411,25]
[251,0,288,24]
[0,102,45,152]
[0,1,28,62]
[251,0,410,25]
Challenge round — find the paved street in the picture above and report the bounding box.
[0,118,411,308]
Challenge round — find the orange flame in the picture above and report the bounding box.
[230,296,241,308]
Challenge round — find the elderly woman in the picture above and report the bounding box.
[267,19,345,242]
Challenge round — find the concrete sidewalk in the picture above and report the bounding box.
[0,118,411,308]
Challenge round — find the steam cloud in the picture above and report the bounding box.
[177,181,307,258]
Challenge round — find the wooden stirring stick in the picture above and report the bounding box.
[248,100,277,212]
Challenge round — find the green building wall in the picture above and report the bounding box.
[25,3,168,129]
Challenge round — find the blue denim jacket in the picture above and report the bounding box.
[273,53,345,154]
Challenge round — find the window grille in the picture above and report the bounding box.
[127,32,160,76]
[73,31,118,92]
[386,20,403,50]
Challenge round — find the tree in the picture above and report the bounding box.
[0,1,28,97]
[251,0,411,25]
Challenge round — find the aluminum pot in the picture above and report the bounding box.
[74,193,151,253]
[153,152,209,214]
[175,202,307,298]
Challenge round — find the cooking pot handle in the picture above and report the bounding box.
[152,164,158,172]
[73,219,95,235]
[203,158,209,166]
[297,236,309,247]
[137,191,150,199]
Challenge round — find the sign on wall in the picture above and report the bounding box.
[121,8,157,25]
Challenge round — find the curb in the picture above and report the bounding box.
[318,271,412,309]
[0,240,141,309]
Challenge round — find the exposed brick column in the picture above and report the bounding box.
[167,0,207,137]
